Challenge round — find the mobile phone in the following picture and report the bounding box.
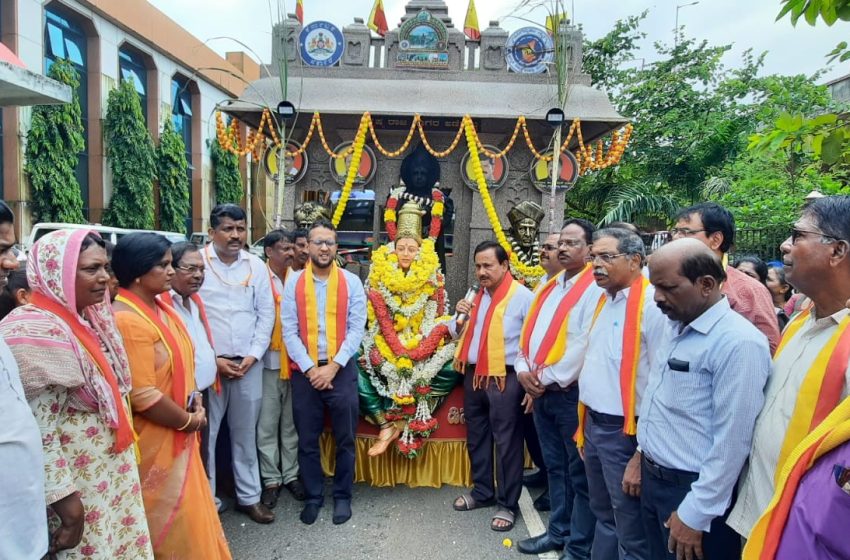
[187,391,201,410]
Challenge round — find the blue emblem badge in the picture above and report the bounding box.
[299,21,344,67]
[506,27,554,74]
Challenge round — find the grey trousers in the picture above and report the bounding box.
[207,359,263,506]
[257,367,300,487]
[584,411,649,560]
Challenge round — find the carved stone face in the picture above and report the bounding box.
[514,218,539,247]
[409,164,430,190]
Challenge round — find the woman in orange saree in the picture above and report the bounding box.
[111,232,231,560]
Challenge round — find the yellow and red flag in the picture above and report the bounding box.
[464,0,481,41]
[545,12,567,36]
[368,0,389,37]
[295,0,304,24]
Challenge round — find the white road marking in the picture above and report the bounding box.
[518,486,560,560]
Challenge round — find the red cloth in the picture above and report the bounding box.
[723,265,781,353]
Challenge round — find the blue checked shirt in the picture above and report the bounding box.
[637,297,771,532]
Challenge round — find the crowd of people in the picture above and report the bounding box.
[1,195,849,560]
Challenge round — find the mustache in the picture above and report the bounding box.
[593,268,608,277]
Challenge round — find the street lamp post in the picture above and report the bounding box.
[675,1,699,46]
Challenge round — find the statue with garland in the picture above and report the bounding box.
[505,201,545,285]
[358,195,459,459]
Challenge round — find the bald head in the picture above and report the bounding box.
[649,238,725,324]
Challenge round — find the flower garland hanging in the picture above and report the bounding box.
[331,113,371,227]
[462,116,547,287]
[385,187,444,241]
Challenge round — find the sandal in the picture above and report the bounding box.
[453,493,496,511]
[490,508,516,532]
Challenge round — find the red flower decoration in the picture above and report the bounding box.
[368,289,451,362]
[401,404,416,415]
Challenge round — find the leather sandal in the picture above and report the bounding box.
[490,508,516,532]
[453,493,495,511]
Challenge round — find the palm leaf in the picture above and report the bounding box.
[598,183,680,226]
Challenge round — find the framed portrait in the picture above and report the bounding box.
[530,150,579,193]
[330,141,377,186]
[263,140,307,184]
[461,145,509,191]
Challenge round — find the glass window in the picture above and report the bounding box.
[44,8,89,219]
[118,47,148,121]
[172,76,194,233]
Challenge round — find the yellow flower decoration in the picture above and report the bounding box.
[332,112,371,227]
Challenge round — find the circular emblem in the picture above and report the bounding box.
[330,142,377,187]
[530,150,579,192]
[462,147,509,191]
[299,21,344,67]
[264,141,307,184]
[506,27,554,74]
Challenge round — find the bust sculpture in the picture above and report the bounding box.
[506,200,545,270]
[293,201,332,230]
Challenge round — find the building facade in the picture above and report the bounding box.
[1,0,259,238]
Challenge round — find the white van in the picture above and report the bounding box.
[24,223,187,252]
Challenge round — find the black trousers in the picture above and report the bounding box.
[522,406,547,475]
[291,360,359,506]
[463,369,524,511]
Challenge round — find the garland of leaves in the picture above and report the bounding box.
[103,79,156,229]
[210,130,243,204]
[157,119,191,235]
[24,58,86,223]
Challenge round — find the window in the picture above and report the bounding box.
[118,47,147,121]
[172,76,193,232]
[44,8,89,218]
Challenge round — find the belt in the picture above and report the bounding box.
[462,364,516,375]
[218,355,244,363]
[588,408,632,426]
[544,381,576,393]
[641,454,699,487]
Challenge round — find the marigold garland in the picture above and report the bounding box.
[331,113,371,227]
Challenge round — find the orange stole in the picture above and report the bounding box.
[744,395,850,560]
[295,262,349,365]
[116,289,195,455]
[519,265,594,369]
[268,266,292,379]
[771,309,850,482]
[159,291,221,394]
[576,275,649,447]
[31,291,135,453]
[454,273,519,390]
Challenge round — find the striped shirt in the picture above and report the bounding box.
[637,297,772,532]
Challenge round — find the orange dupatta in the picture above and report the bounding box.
[294,262,349,366]
[159,291,221,394]
[743,395,850,559]
[576,275,649,447]
[116,289,194,455]
[454,272,519,391]
[770,308,850,482]
[268,265,292,379]
[31,291,136,453]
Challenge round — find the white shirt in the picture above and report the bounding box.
[456,280,533,368]
[262,268,289,371]
[515,270,604,387]
[579,282,668,415]
[167,290,218,391]
[199,246,274,361]
[728,306,850,536]
[0,337,48,559]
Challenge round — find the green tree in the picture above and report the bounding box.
[210,135,243,204]
[24,58,86,223]
[103,79,156,229]
[157,119,191,234]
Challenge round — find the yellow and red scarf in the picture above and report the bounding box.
[31,291,137,453]
[454,272,519,390]
[519,265,594,369]
[159,291,221,394]
[294,262,349,366]
[116,288,195,455]
[576,275,649,447]
[770,308,850,482]
[744,395,850,560]
[268,265,292,379]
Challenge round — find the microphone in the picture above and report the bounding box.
[455,283,480,329]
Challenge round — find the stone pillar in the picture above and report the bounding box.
[480,21,507,72]
[342,18,370,67]
[271,14,302,74]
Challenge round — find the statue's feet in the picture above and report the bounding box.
[368,425,401,457]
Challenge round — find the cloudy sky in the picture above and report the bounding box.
[148,0,849,84]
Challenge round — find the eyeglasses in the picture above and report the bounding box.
[309,239,337,248]
[557,239,585,248]
[175,265,205,274]
[585,253,629,264]
[541,244,558,251]
[790,227,841,245]
[670,227,707,237]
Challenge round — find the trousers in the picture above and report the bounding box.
[257,367,299,487]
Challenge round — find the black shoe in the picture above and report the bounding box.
[300,503,320,525]
[517,534,564,555]
[332,499,352,525]
[523,469,548,488]
[533,492,551,512]
[261,485,279,509]
[284,479,307,501]
[235,502,275,524]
